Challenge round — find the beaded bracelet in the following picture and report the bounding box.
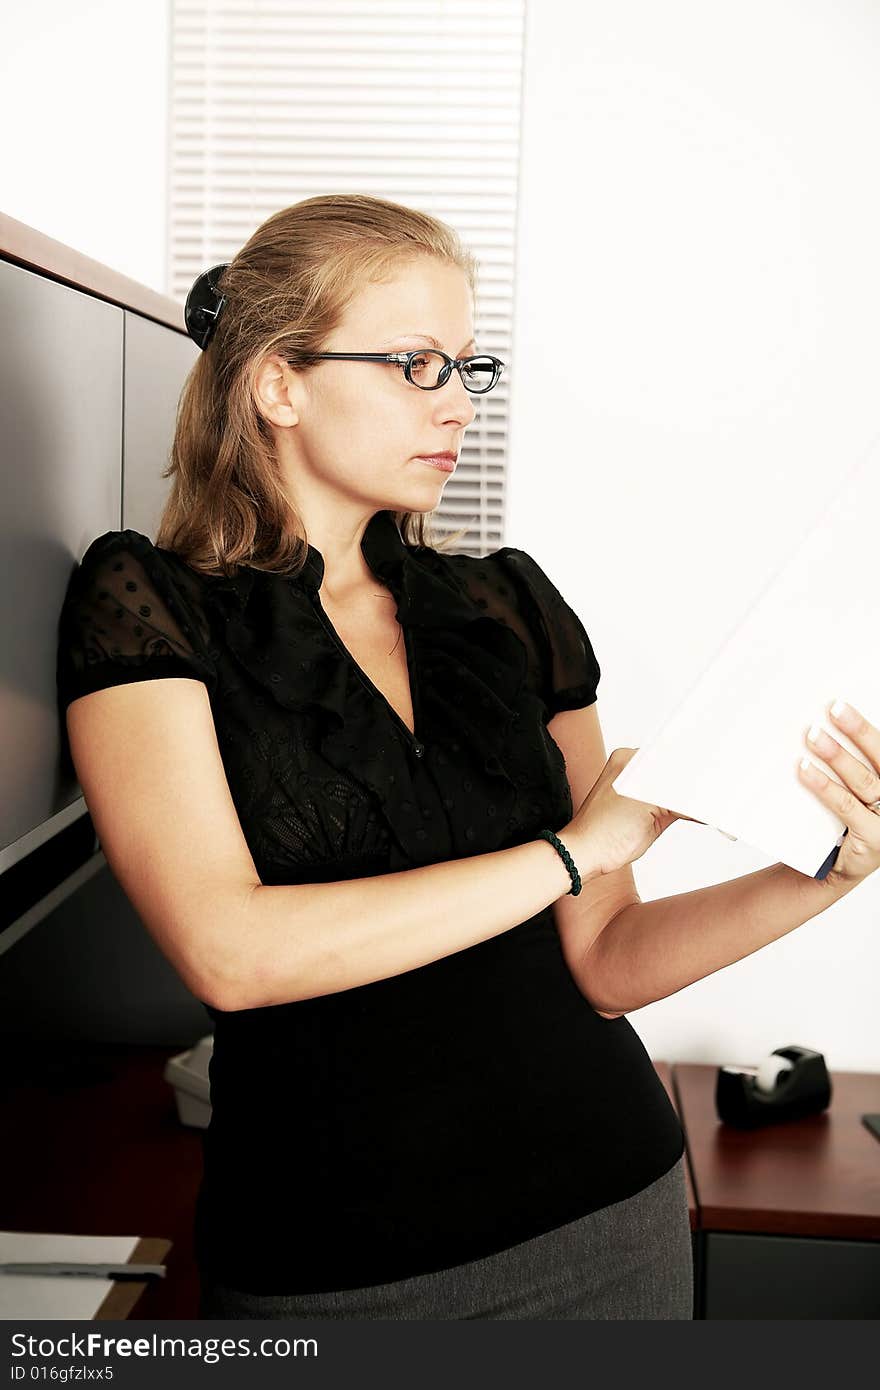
[537,827,582,896]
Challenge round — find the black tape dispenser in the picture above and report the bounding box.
[715,1045,832,1129]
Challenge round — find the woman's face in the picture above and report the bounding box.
[262,257,478,516]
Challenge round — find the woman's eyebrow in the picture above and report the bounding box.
[383,333,477,355]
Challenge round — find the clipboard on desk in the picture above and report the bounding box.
[0,1232,171,1320]
[612,431,880,880]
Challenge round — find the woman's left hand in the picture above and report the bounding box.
[799,700,880,890]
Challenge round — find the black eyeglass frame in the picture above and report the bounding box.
[308,350,506,394]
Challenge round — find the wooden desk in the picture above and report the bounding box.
[673,1062,880,1318]
[0,1041,203,1319]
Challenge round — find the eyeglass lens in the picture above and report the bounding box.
[408,351,500,393]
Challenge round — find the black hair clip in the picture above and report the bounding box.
[184,262,231,349]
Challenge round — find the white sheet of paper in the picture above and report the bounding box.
[0,1230,140,1320]
[612,431,880,879]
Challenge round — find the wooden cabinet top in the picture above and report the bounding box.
[673,1062,880,1239]
[0,210,185,334]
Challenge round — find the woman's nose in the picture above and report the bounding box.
[435,371,477,423]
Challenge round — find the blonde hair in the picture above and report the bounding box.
[156,193,477,577]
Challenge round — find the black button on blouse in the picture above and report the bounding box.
[56,509,685,1296]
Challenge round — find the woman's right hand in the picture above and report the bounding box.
[563,747,700,878]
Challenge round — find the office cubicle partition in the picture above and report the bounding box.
[0,213,207,1046]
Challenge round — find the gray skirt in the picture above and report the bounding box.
[198,1153,693,1320]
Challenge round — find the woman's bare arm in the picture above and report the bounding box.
[578,860,856,1015]
[234,836,597,1010]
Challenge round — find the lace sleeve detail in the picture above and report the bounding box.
[497,548,601,717]
[56,530,217,715]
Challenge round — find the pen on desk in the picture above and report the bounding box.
[0,1262,166,1280]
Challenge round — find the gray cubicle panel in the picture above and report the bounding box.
[0,264,199,897]
[122,308,199,537]
[0,255,212,1042]
[0,257,122,871]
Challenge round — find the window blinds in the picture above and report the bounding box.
[168,0,525,553]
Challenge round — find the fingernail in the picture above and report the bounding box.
[830,699,851,720]
[807,723,834,753]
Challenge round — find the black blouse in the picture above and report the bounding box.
[56,508,684,1296]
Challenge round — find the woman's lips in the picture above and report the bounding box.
[416,454,456,472]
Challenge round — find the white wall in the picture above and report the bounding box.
[1,0,169,291]
[510,0,880,1068]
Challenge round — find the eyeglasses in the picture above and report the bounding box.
[308,349,506,394]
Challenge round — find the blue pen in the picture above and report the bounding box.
[815,829,847,880]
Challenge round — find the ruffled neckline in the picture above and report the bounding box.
[191,510,545,867]
[204,507,493,631]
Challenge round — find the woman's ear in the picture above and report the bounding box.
[253,353,301,428]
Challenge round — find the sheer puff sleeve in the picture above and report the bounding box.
[496,548,601,718]
[56,529,217,717]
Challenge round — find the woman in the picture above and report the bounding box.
[56,194,879,1320]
